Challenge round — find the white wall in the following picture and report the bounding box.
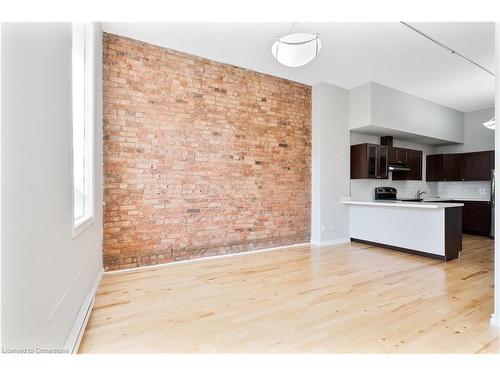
[350,132,439,200]
[437,107,495,154]
[1,23,103,350]
[350,82,465,144]
[311,82,350,245]
[0,23,3,348]
[492,22,500,328]
[348,82,371,129]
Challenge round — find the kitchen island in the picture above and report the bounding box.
[342,199,464,261]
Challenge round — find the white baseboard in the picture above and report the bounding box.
[311,238,351,247]
[64,268,103,353]
[491,313,500,328]
[106,242,311,275]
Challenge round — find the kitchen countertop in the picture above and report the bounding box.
[423,197,490,202]
[341,198,464,209]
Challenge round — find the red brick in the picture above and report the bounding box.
[102,33,311,271]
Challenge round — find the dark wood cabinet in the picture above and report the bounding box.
[392,149,422,181]
[426,154,443,182]
[408,150,423,180]
[427,151,494,182]
[351,144,388,179]
[461,151,494,181]
[378,146,388,179]
[367,144,377,178]
[353,144,422,181]
[457,201,491,236]
[388,147,408,166]
[443,154,462,181]
[426,154,462,181]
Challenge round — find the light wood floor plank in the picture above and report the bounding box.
[79,235,499,353]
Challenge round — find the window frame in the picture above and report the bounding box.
[71,22,95,238]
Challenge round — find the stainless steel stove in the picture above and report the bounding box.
[374,187,423,202]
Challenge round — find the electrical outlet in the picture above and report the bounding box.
[321,225,326,232]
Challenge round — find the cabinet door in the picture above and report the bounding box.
[426,154,443,181]
[388,148,408,165]
[350,144,368,179]
[461,151,493,181]
[443,154,461,181]
[397,149,408,165]
[460,201,472,233]
[392,149,422,181]
[367,144,378,178]
[460,201,491,236]
[471,202,491,236]
[388,148,398,165]
[378,146,388,179]
[408,150,423,180]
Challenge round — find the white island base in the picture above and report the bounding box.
[342,200,463,261]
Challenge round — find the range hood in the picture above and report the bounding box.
[389,165,411,172]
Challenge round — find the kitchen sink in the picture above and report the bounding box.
[399,198,423,202]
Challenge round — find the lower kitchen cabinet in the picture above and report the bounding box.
[458,201,491,236]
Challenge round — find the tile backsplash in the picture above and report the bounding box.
[350,179,438,201]
[350,179,491,201]
[436,181,492,199]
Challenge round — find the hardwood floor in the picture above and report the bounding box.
[79,235,499,353]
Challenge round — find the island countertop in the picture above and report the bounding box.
[341,199,464,209]
[342,198,462,261]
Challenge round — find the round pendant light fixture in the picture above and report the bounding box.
[271,31,321,67]
[483,117,496,130]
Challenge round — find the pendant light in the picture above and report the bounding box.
[271,23,321,67]
[483,117,496,130]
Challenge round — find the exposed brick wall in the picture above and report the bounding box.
[103,33,311,271]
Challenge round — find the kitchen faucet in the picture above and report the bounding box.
[416,189,427,199]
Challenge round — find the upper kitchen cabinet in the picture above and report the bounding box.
[388,147,408,166]
[351,143,388,179]
[427,151,494,182]
[392,149,422,181]
[426,154,462,181]
[461,151,494,181]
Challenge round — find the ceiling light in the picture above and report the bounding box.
[483,117,496,130]
[271,32,321,67]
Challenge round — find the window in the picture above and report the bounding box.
[72,23,94,237]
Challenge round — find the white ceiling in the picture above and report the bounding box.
[101,22,496,113]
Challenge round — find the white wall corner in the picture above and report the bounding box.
[311,82,350,246]
[491,313,500,328]
[493,22,500,328]
[0,22,3,349]
[310,84,322,245]
[63,267,103,353]
[316,238,351,247]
